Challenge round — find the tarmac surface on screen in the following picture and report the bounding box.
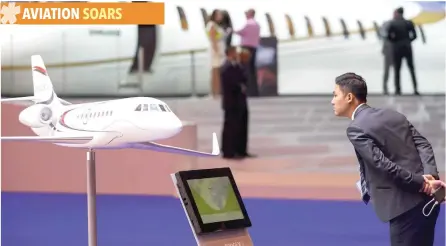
[187,177,244,224]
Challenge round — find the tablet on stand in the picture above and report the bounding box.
[171,167,254,246]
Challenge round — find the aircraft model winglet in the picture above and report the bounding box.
[1,55,220,157]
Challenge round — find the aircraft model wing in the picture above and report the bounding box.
[0,135,93,144]
[1,96,37,102]
[1,96,72,105]
[129,132,220,157]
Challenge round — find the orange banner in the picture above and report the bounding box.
[0,2,165,25]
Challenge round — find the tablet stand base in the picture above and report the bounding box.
[195,228,253,246]
[171,174,254,246]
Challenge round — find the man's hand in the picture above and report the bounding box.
[423,174,436,181]
[428,180,446,192]
[423,175,446,195]
[420,175,435,195]
[421,175,444,195]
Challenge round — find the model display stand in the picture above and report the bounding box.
[171,167,254,246]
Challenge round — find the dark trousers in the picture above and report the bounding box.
[389,200,440,246]
[383,54,392,94]
[393,46,418,94]
[242,46,259,97]
[221,107,248,157]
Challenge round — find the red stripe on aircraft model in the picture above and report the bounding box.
[33,66,47,76]
[59,108,75,128]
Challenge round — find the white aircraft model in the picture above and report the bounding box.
[1,55,220,157]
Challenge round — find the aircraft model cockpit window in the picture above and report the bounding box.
[164,105,171,112]
[150,104,159,111]
[159,104,167,112]
[177,6,189,31]
[143,104,149,111]
[265,13,275,37]
[135,104,142,111]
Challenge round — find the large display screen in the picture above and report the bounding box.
[187,177,244,224]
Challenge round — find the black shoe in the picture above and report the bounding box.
[222,155,244,160]
[238,153,257,158]
[414,91,420,96]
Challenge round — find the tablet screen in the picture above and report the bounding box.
[187,177,245,224]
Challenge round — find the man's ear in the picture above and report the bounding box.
[346,93,353,103]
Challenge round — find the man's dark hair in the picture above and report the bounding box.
[335,72,368,103]
[225,46,237,56]
[396,7,404,15]
[246,9,255,17]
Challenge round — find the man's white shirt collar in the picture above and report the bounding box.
[351,103,365,120]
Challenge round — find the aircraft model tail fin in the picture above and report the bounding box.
[31,55,57,103]
[1,55,71,105]
[129,132,221,157]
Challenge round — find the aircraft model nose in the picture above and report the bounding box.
[157,115,183,135]
[171,116,183,133]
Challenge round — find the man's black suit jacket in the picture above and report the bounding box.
[220,60,247,111]
[347,104,439,222]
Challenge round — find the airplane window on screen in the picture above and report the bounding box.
[265,13,275,36]
[143,104,149,111]
[357,20,366,39]
[176,6,189,31]
[304,16,314,37]
[159,104,167,112]
[322,17,331,37]
[200,8,208,26]
[135,104,142,111]
[285,14,295,38]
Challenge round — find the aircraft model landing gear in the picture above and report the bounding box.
[87,149,97,246]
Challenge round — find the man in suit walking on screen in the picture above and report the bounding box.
[331,72,440,246]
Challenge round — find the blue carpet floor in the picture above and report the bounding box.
[1,192,445,246]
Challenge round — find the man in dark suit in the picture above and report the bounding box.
[386,7,419,95]
[331,72,440,246]
[220,46,254,159]
[379,12,396,95]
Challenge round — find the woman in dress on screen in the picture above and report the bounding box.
[205,9,225,99]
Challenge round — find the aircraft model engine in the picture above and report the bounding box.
[19,104,54,128]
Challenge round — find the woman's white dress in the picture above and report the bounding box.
[206,21,226,68]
